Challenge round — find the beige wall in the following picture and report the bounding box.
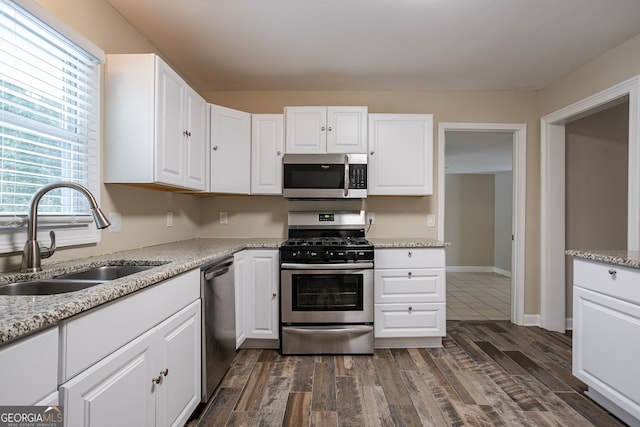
[494,173,513,273]
[444,174,495,267]
[564,102,629,316]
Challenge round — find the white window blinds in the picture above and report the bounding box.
[0,0,105,253]
[0,0,102,218]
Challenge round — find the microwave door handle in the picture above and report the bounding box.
[344,155,349,197]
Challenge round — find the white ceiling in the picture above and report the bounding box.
[104,0,640,93]
[445,131,513,174]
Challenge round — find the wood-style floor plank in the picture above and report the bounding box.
[190,321,624,427]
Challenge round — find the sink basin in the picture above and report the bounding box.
[0,264,162,296]
[0,279,102,295]
[55,265,158,281]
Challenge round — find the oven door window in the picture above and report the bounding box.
[283,164,344,189]
[292,273,363,311]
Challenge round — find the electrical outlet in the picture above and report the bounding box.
[108,212,121,233]
[367,212,375,225]
[166,211,173,227]
[220,212,228,224]
[427,214,435,227]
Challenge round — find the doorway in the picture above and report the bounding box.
[541,76,639,332]
[438,123,527,325]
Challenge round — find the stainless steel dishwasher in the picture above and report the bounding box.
[201,256,236,402]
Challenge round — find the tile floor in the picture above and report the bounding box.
[446,271,511,320]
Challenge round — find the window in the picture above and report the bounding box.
[0,0,105,253]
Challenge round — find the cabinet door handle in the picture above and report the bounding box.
[408,251,412,258]
[608,269,617,276]
[161,368,169,377]
[321,126,326,131]
[408,306,413,312]
[370,150,374,155]
[276,151,282,156]
[408,271,412,278]
[152,375,162,385]
[213,145,219,151]
[327,126,333,131]
[272,292,277,298]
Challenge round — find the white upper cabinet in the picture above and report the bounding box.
[368,114,434,195]
[209,104,251,194]
[251,114,284,195]
[285,106,368,154]
[105,54,207,191]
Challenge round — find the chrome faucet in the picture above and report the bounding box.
[21,182,111,272]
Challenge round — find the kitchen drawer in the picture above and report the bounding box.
[0,327,58,405]
[375,248,445,269]
[573,259,640,304]
[374,303,445,338]
[374,268,445,303]
[60,269,199,382]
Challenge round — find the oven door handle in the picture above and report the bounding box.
[344,154,349,197]
[280,262,374,270]
[285,326,372,336]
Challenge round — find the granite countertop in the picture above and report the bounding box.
[369,237,449,248]
[566,249,640,269]
[0,238,283,345]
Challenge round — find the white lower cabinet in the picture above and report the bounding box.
[374,248,445,348]
[0,327,58,405]
[59,270,201,427]
[234,249,279,348]
[573,259,640,425]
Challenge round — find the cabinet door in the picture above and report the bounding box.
[285,106,326,153]
[251,114,284,194]
[326,107,368,153]
[61,328,156,427]
[156,301,202,427]
[246,250,279,340]
[0,327,58,405]
[155,57,186,188]
[573,286,640,420]
[368,114,433,195]
[184,86,207,191]
[234,251,249,348]
[210,104,251,193]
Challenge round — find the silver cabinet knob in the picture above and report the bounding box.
[152,375,162,385]
[321,126,326,131]
[370,150,374,155]
[408,271,412,277]
[276,151,282,156]
[213,145,219,151]
[161,368,169,377]
[272,292,277,298]
[408,306,413,312]
[408,251,412,257]
[327,126,333,131]
[608,269,617,276]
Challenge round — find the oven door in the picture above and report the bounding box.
[280,263,373,324]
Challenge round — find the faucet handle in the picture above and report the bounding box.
[40,230,57,259]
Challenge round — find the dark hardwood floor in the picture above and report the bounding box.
[188,321,626,426]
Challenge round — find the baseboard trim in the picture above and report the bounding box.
[522,314,541,327]
[565,318,573,330]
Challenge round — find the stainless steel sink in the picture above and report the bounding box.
[0,264,162,296]
[0,279,102,295]
[55,265,158,281]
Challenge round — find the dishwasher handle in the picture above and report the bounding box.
[203,259,233,281]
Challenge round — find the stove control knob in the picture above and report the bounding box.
[323,250,331,261]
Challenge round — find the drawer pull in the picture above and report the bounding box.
[408,251,412,258]
[608,269,617,276]
[408,306,413,312]
[408,271,412,278]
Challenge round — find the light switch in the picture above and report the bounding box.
[427,214,436,227]
[166,211,173,227]
[220,212,228,224]
[108,212,121,233]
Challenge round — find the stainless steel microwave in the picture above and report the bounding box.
[282,153,367,199]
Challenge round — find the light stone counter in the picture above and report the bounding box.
[369,238,449,248]
[0,238,283,344]
[566,249,640,269]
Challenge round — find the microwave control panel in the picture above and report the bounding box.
[349,164,367,189]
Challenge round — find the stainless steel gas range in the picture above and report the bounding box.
[279,210,374,355]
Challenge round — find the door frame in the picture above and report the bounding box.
[438,122,527,325]
[540,75,640,332]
